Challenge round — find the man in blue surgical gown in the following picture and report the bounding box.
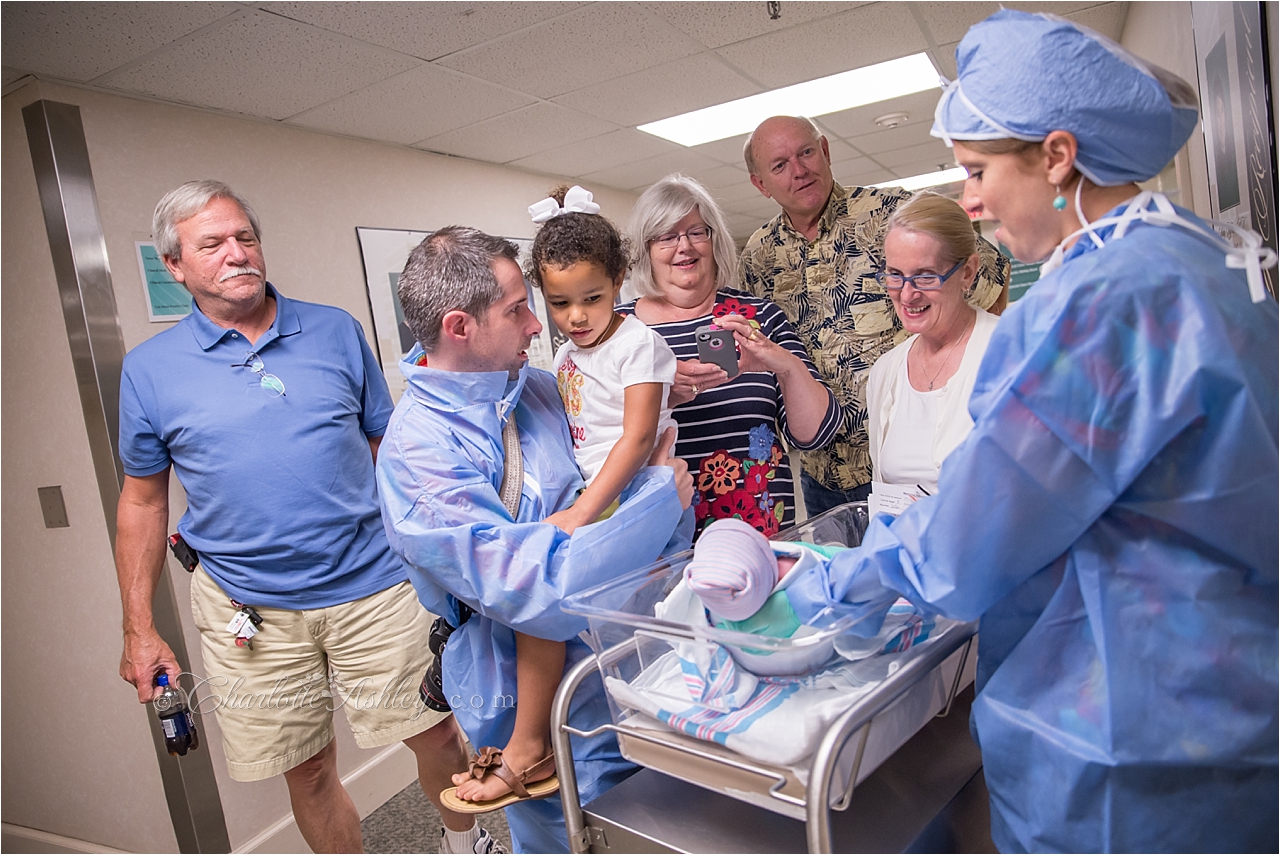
[785,10,1278,853]
[377,226,693,853]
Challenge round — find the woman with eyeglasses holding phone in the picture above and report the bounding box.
[865,192,997,506]
[618,173,840,538]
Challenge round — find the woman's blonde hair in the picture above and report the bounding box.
[885,192,976,265]
[627,174,737,299]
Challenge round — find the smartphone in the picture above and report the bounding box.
[695,324,739,378]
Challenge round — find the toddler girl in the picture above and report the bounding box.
[442,185,676,813]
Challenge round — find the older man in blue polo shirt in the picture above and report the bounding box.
[114,181,502,854]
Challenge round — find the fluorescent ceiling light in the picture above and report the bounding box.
[872,167,968,192]
[638,53,940,147]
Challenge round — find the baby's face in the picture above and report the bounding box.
[777,554,798,579]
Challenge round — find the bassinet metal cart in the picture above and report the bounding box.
[551,504,984,853]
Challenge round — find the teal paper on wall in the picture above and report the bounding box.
[135,241,192,321]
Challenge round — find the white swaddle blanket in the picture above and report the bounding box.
[606,600,947,769]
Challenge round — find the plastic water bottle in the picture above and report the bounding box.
[153,674,200,756]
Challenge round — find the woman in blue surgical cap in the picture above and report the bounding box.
[784,9,1278,852]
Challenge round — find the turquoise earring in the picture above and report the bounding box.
[1052,185,1067,211]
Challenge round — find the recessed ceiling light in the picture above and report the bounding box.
[871,167,968,192]
[638,53,940,147]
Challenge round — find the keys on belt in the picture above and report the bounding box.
[226,599,263,649]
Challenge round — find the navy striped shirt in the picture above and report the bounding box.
[618,290,841,537]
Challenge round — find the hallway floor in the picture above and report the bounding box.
[361,779,514,853]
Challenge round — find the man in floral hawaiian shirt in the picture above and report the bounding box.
[738,115,1009,515]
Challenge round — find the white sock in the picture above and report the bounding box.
[444,825,480,850]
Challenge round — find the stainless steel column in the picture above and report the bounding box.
[23,99,231,853]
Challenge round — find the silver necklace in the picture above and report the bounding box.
[915,315,974,390]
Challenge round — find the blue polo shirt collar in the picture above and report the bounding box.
[188,283,301,351]
[401,346,528,425]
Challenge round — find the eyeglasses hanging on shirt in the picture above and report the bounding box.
[231,351,286,397]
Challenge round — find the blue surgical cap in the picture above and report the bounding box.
[932,9,1199,186]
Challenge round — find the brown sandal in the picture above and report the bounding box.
[440,746,559,814]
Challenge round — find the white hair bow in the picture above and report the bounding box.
[528,185,600,223]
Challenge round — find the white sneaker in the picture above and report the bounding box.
[439,826,507,854]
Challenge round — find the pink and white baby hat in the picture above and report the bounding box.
[685,518,779,621]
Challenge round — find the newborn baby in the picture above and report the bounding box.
[684,518,836,640]
[673,518,932,679]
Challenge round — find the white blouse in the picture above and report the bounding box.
[878,362,946,492]
[867,309,999,493]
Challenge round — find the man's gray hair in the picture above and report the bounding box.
[742,116,824,175]
[153,180,261,260]
[399,226,520,352]
[626,174,738,300]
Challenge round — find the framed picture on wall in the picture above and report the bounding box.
[135,240,192,322]
[355,227,564,401]
[1191,1,1277,297]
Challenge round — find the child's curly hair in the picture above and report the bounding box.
[526,185,631,288]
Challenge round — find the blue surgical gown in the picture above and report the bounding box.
[377,355,693,853]
[787,203,1279,852]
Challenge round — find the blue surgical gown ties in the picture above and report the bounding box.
[786,202,1279,852]
[377,355,693,853]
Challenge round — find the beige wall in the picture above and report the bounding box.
[2,77,636,853]
[1120,1,1213,217]
[1,85,181,855]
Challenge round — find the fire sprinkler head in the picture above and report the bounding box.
[874,111,910,129]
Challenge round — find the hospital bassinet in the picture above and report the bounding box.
[554,503,978,852]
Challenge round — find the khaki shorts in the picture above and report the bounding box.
[190,568,450,782]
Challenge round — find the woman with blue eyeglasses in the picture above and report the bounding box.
[865,192,996,505]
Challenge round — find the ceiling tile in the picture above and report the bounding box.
[838,166,896,186]
[816,89,943,141]
[913,2,1002,45]
[263,1,586,60]
[725,213,772,241]
[722,195,783,219]
[580,148,724,193]
[820,136,861,163]
[286,65,534,144]
[829,155,878,178]
[438,4,702,98]
[1062,3,1130,40]
[914,2,1104,45]
[415,103,618,164]
[845,121,940,156]
[715,4,927,89]
[711,180,767,207]
[682,163,751,190]
[873,140,955,170]
[887,158,966,181]
[1,1,237,81]
[509,129,681,179]
[643,1,866,49]
[934,40,962,80]
[3,66,30,88]
[97,12,418,120]
[689,133,752,167]
[553,53,762,127]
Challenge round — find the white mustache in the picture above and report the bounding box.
[219,266,262,282]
